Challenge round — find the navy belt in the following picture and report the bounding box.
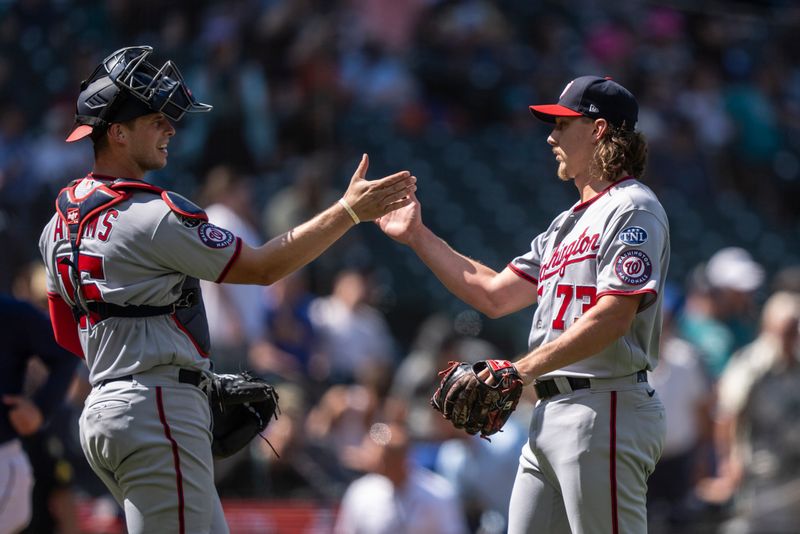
[97,369,203,388]
[534,370,648,400]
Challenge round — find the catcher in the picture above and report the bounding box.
[39,45,416,534]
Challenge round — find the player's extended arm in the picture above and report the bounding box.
[377,192,537,318]
[223,155,416,285]
[514,293,643,383]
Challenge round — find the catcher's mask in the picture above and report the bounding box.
[66,45,212,142]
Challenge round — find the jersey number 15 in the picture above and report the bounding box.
[56,253,106,304]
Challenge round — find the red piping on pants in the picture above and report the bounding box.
[610,391,619,534]
[156,386,185,534]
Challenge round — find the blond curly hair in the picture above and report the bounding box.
[591,123,648,181]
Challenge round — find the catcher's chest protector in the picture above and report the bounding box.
[55,177,211,352]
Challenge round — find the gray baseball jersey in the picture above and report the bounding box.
[39,174,240,533]
[509,177,669,378]
[505,177,669,534]
[39,175,241,385]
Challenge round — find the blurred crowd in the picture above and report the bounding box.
[7,245,800,533]
[3,0,800,533]
[3,0,800,289]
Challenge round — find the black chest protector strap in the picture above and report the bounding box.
[55,177,209,349]
[56,178,149,320]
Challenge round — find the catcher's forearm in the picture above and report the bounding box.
[514,294,639,381]
[226,202,354,285]
[408,225,505,316]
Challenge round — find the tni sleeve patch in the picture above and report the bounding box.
[617,226,648,246]
[614,249,652,285]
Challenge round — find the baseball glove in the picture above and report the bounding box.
[208,371,279,458]
[431,360,524,439]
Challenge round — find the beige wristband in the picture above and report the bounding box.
[338,198,360,224]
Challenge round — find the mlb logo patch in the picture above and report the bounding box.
[67,208,80,224]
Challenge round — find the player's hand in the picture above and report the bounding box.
[476,361,533,386]
[342,154,416,222]
[3,395,44,436]
[375,191,423,245]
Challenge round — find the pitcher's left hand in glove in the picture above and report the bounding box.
[208,371,279,458]
[431,359,524,439]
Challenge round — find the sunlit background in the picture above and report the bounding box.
[2,1,800,533]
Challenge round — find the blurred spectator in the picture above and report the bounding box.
[411,0,516,128]
[389,313,456,440]
[698,291,800,533]
[19,375,81,534]
[0,106,32,199]
[305,366,395,474]
[390,314,500,442]
[346,0,427,54]
[704,247,764,351]
[679,248,764,378]
[11,261,50,312]
[334,422,469,534]
[434,410,529,534]
[647,286,715,531]
[28,103,93,191]
[724,64,783,213]
[677,63,734,152]
[1,293,79,534]
[771,265,800,295]
[216,383,351,500]
[251,2,342,156]
[262,151,340,238]
[309,268,396,385]
[339,41,418,111]
[198,165,266,372]
[248,269,319,384]
[262,153,386,293]
[646,115,714,200]
[182,17,276,171]
[12,264,84,534]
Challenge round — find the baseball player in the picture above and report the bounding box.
[379,75,669,533]
[1,293,78,534]
[38,45,416,534]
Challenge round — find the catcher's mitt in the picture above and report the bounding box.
[431,360,524,439]
[208,371,279,458]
